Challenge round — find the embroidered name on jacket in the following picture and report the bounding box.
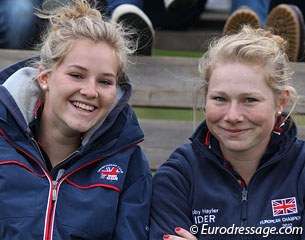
[98,164,123,181]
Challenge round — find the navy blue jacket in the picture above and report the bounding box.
[0,59,152,240]
[150,119,305,239]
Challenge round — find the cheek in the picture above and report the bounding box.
[110,88,117,103]
[102,88,117,106]
[205,104,223,123]
[247,107,276,125]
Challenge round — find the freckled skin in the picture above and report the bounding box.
[205,63,284,159]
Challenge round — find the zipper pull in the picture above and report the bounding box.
[242,188,248,202]
[52,169,65,201]
[241,188,248,224]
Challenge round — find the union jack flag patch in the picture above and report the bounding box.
[271,197,298,217]
[98,164,123,181]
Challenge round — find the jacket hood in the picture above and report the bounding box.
[0,57,138,147]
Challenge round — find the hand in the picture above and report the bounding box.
[163,227,198,240]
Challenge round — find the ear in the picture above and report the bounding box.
[277,89,289,113]
[38,66,49,91]
[38,66,48,86]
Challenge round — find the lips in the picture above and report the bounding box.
[225,129,244,133]
[222,127,250,137]
[72,101,96,112]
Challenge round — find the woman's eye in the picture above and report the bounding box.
[214,97,226,102]
[245,98,257,103]
[99,80,112,85]
[70,73,82,79]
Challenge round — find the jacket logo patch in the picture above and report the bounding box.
[271,197,298,216]
[98,164,123,181]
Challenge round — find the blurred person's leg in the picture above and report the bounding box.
[144,0,207,30]
[0,0,42,49]
[105,0,143,15]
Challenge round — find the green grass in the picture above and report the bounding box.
[292,114,305,126]
[134,107,204,121]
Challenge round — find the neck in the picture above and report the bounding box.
[38,116,81,168]
[221,147,266,185]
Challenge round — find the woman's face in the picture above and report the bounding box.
[39,39,119,136]
[205,63,285,158]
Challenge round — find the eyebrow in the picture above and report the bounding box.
[67,65,117,78]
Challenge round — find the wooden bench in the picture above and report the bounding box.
[1,49,305,171]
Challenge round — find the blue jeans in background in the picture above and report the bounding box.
[0,0,43,49]
[105,0,143,16]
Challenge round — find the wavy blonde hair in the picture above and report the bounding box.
[33,0,135,84]
[197,25,297,117]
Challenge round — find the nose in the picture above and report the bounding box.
[80,79,98,99]
[224,103,244,123]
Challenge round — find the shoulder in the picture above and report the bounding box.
[153,143,195,187]
[120,145,152,190]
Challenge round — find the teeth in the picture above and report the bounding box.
[73,102,94,111]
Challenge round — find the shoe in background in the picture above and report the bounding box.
[112,4,155,55]
[265,4,305,62]
[223,7,261,35]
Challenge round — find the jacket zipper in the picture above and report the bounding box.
[52,169,65,201]
[44,149,79,240]
[239,187,248,240]
[207,156,250,238]
[29,137,72,240]
[45,168,66,240]
[241,187,248,225]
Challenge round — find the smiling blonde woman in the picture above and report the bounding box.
[0,0,151,239]
[150,26,305,240]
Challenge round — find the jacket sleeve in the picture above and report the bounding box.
[149,145,194,239]
[113,147,152,240]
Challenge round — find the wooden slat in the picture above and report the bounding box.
[139,119,195,170]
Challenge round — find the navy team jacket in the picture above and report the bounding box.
[0,59,152,240]
[150,118,305,240]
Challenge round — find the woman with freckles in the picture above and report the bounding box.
[150,26,305,239]
[0,0,151,239]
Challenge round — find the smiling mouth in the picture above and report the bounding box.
[226,129,243,133]
[72,101,95,112]
[222,128,251,137]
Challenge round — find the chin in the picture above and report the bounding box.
[222,142,249,152]
[68,124,93,135]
